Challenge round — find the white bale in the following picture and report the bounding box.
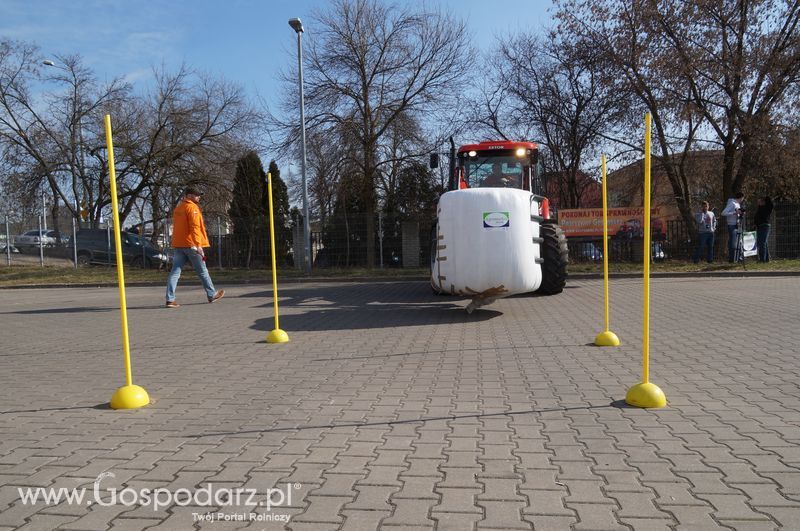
[431,188,542,302]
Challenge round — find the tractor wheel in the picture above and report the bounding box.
[538,221,569,295]
[430,222,446,295]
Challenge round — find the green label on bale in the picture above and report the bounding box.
[483,212,510,229]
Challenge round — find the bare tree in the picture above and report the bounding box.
[743,123,800,201]
[486,34,626,208]
[112,65,260,242]
[305,127,347,227]
[274,0,472,267]
[376,111,430,212]
[649,0,800,206]
[1,40,260,245]
[0,40,130,233]
[556,0,800,223]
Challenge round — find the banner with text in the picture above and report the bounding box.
[558,207,669,238]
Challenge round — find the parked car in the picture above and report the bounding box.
[0,242,19,254]
[74,229,168,268]
[14,230,60,253]
[580,242,603,261]
[652,241,666,261]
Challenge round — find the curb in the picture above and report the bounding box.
[2,270,798,289]
[570,270,800,280]
[0,277,428,289]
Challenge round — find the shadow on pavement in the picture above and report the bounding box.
[188,403,619,438]
[311,345,589,362]
[0,403,111,415]
[252,305,501,332]
[0,339,263,358]
[240,280,447,306]
[0,306,114,315]
[0,303,208,315]
[247,281,506,331]
[609,399,636,409]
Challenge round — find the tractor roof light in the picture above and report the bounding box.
[468,150,477,157]
[515,147,527,157]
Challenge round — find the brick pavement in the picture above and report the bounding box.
[0,276,799,530]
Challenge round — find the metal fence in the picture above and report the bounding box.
[2,219,166,269]
[568,204,800,263]
[4,204,799,269]
[308,212,435,269]
[3,216,78,268]
[773,203,800,259]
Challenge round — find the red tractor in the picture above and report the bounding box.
[430,139,569,301]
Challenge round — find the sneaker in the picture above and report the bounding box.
[208,290,225,303]
[165,301,180,308]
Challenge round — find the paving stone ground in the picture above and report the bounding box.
[0,276,799,530]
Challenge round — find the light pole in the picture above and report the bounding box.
[5,213,11,266]
[289,17,311,275]
[43,59,83,228]
[41,185,47,231]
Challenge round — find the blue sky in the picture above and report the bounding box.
[0,0,554,111]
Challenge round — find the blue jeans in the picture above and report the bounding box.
[166,248,216,302]
[727,224,739,262]
[693,232,714,263]
[757,223,770,262]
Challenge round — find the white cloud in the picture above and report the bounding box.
[123,67,153,84]
[1,0,185,90]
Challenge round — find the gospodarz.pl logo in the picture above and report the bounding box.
[18,471,300,522]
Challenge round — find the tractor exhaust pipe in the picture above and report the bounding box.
[448,137,456,191]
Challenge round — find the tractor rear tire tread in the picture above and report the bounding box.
[538,221,569,295]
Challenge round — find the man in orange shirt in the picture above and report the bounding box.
[165,187,224,308]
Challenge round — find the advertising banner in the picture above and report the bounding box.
[741,231,758,257]
[558,207,669,239]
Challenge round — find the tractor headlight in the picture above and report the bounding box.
[468,150,477,157]
[515,147,526,157]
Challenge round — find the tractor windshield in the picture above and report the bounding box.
[462,156,525,189]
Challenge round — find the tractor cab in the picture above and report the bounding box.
[452,141,545,196]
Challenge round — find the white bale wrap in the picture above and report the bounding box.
[432,188,542,306]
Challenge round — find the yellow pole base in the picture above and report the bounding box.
[625,382,667,408]
[594,330,620,347]
[110,384,150,410]
[267,329,289,344]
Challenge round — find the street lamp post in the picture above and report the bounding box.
[41,186,47,231]
[289,17,311,275]
[43,59,83,228]
[5,214,11,266]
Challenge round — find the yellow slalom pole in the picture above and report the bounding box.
[266,172,289,344]
[595,154,619,347]
[104,115,149,410]
[642,117,652,383]
[625,113,666,408]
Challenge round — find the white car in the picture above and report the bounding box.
[652,241,667,261]
[580,242,603,261]
[14,230,60,253]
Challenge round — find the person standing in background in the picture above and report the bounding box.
[721,192,745,263]
[754,196,774,263]
[692,201,717,264]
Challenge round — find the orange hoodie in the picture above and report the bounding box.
[171,198,210,248]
